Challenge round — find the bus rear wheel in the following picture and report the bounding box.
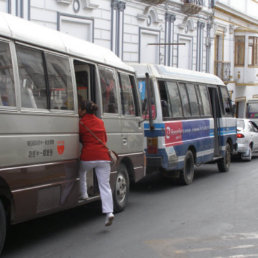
[113,163,129,213]
[217,143,231,172]
[0,200,6,255]
[180,150,194,185]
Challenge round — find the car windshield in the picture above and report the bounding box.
[252,121,258,128]
[237,120,245,130]
[251,121,258,131]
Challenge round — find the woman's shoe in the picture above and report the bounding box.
[105,213,114,226]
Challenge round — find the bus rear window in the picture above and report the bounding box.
[138,79,156,119]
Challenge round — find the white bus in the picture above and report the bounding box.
[131,63,237,184]
[0,12,145,253]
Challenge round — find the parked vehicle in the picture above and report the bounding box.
[131,63,237,185]
[235,98,258,124]
[0,12,145,254]
[236,119,258,160]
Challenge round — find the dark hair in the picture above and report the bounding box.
[85,101,98,114]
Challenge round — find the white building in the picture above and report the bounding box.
[0,0,214,71]
[2,0,257,117]
[213,0,258,118]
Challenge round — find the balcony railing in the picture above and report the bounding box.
[215,61,231,82]
[181,0,203,15]
[139,0,166,5]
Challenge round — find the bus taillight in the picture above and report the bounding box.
[147,137,158,154]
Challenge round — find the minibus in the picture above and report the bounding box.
[0,12,145,253]
[131,63,237,184]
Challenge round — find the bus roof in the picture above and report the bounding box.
[0,12,134,72]
[130,63,225,86]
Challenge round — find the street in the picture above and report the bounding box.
[2,157,258,258]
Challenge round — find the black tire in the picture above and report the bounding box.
[241,145,252,161]
[113,163,129,213]
[217,142,231,172]
[0,200,6,255]
[179,150,194,185]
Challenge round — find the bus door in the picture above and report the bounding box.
[208,87,221,156]
[74,60,99,196]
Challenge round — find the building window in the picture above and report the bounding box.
[234,36,245,66]
[139,28,160,64]
[177,35,193,70]
[248,36,258,66]
[58,13,94,42]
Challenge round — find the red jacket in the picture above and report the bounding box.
[79,114,110,161]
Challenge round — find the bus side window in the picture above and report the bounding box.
[195,85,204,116]
[129,75,140,116]
[99,67,118,114]
[178,82,191,117]
[45,53,74,110]
[16,45,47,109]
[0,40,16,107]
[166,81,183,118]
[118,72,136,116]
[158,80,171,119]
[199,85,212,116]
[220,86,232,116]
[186,83,200,117]
[74,60,94,108]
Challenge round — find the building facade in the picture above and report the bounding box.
[213,0,258,117]
[1,0,258,117]
[0,0,214,72]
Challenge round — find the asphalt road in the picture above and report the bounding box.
[2,157,258,258]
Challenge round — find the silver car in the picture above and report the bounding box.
[236,119,258,160]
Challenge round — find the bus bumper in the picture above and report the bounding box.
[146,156,162,174]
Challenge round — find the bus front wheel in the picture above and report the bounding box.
[180,150,194,185]
[113,163,129,213]
[217,143,231,172]
[0,200,6,255]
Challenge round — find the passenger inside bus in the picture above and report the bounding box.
[76,70,88,104]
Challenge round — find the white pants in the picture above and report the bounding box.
[79,160,113,214]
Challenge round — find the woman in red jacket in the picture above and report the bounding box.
[79,100,114,226]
